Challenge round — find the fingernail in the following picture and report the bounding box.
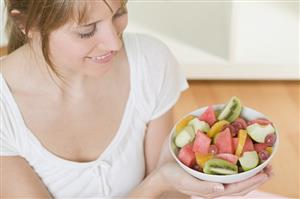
[213,185,224,192]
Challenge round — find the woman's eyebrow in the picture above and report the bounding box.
[80,19,102,27]
[79,6,124,27]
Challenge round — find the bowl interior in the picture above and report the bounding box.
[169,104,279,183]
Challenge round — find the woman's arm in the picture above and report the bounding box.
[143,108,174,176]
[126,168,168,198]
[0,156,53,198]
[125,109,180,198]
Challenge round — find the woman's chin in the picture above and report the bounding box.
[84,63,114,78]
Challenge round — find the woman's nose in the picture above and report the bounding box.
[96,22,122,51]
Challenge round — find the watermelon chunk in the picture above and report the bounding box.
[215,153,239,164]
[178,143,196,168]
[215,128,234,154]
[233,136,254,154]
[199,106,217,126]
[254,143,269,153]
[193,130,211,155]
[233,138,238,151]
[243,136,255,152]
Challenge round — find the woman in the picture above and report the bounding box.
[0,0,272,198]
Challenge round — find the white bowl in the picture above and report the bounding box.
[169,104,279,184]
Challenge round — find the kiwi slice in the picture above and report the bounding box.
[217,96,242,122]
[203,158,238,175]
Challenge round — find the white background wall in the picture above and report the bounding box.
[127,1,232,60]
[230,1,298,66]
[127,1,299,80]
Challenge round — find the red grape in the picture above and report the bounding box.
[235,117,247,129]
[258,150,270,161]
[248,119,272,126]
[208,145,218,155]
[265,134,277,146]
[232,121,243,131]
[232,129,238,137]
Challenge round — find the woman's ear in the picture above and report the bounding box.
[10,9,32,38]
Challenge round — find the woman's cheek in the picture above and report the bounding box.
[51,34,90,58]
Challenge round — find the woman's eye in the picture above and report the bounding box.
[79,30,96,39]
[78,25,96,39]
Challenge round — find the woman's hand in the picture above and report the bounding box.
[155,136,273,198]
[220,165,273,197]
[158,162,225,198]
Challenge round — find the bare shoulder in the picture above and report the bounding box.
[0,47,20,72]
[1,50,20,79]
[0,156,52,198]
[0,46,32,91]
[0,52,13,76]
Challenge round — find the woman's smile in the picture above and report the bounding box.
[87,51,115,64]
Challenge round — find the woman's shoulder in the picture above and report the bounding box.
[0,52,23,108]
[1,49,22,81]
[0,47,33,94]
[1,55,17,90]
[0,53,12,75]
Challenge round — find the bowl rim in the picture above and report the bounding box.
[169,104,279,179]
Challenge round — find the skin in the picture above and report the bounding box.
[0,1,273,198]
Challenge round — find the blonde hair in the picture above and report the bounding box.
[5,0,127,80]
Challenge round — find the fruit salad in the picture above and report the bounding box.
[174,96,277,175]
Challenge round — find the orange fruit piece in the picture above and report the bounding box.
[235,130,248,157]
[176,115,195,136]
[195,153,213,168]
[266,147,273,154]
[207,120,229,138]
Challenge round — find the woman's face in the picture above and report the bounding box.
[46,0,128,77]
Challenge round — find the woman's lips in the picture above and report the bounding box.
[88,51,114,64]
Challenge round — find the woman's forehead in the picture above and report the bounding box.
[73,0,123,25]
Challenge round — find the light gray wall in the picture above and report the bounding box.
[127,1,299,79]
[128,1,232,60]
